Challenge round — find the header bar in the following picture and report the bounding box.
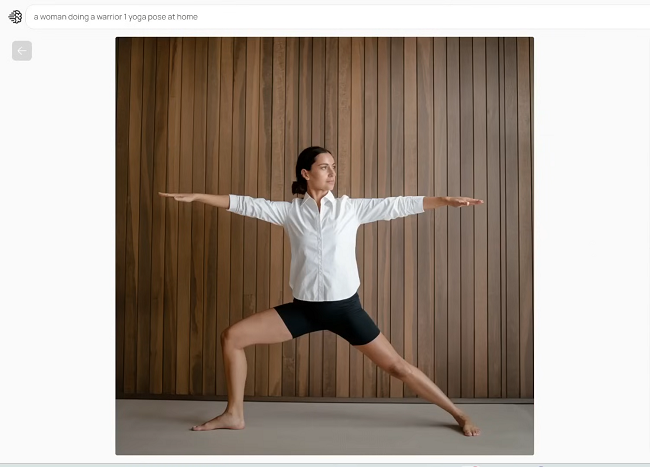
[26,4,650,29]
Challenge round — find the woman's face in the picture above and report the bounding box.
[303,152,336,191]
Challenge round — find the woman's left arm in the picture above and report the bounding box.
[423,196,484,210]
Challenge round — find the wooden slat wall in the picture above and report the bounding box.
[116,36,534,399]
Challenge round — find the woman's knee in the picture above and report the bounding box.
[221,326,242,349]
[384,358,412,379]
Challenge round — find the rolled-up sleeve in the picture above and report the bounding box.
[227,194,291,226]
[350,196,425,225]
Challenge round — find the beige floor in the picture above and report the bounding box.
[116,399,533,455]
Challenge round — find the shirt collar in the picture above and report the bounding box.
[302,190,335,209]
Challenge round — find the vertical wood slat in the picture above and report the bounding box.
[504,37,520,398]
[336,37,351,398]
[499,37,508,398]
[433,37,448,394]
[459,37,475,398]
[376,37,391,398]
[350,37,365,398]
[416,37,434,389]
[243,37,260,397]
[117,36,534,400]
[486,37,501,398]
[362,37,378,398]
[255,37,273,397]
[269,37,286,397]
[150,38,170,395]
[189,37,207,396]
[322,37,338,397]
[282,37,299,397]
[446,37,461,399]
[390,37,405,398]
[296,37,312,397]
[403,37,418,398]
[176,37,195,395]
[472,37,489,398]
[124,37,143,395]
[229,37,247,394]
[528,38,534,400]
[517,38,534,399]
[309,37,325,397]
[115,37,131,394]
[216,37,233,396]
[384,37,403,398]
[137,36,156,394]
[203,38,221,396]
[163,37,182,395]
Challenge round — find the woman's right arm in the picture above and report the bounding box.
[159,192,229,208]
[159,192,290,226]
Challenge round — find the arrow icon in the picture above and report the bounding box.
[12,41,32,61]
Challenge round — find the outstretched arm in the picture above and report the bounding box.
[160,192,290,226]
[423,196,484,210]
[159,192,229,208]
[351,195,484,225]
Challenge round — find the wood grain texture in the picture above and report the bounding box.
[163,37,182,395]
[190,37,207,396]
[499,38,508,398]
[150,38,170,395]
[229,37,247,396]
[416,37,434,389]
[433,37,448,394]
[296,37,312,397]
[309,37,325,397]
[176,37,195,395]
[390,37,405,398]
[448,37,463,399]
[124,37,143,395]
[363,37,379,398]
[350,36,365,398]
[517,38,534,399]
[203,38,221,396]
[322,37,338,397]
[504,37,520,398]
[486,37,501,398]
[459,37,475,398]
[472,38,489,399]
[216,37,233,396]
[116,37,131,394]
[136,38,156,394]
[283,37,299,398]
[139,39,159,393]
[269,37,286,397]
[528,38,535,400]
[255,37,273,397]
[376,37,391,398]
[116,36,533,400]
[403,37,418,398]
[337,37,351,398]
[242,37,260,397]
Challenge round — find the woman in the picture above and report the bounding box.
[160,146,483,436]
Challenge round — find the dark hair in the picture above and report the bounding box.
[291,146,331,195]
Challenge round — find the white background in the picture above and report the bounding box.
[1,2,649,464]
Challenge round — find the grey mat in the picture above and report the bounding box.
[116,400,533,455]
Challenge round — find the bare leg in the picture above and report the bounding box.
[192,308,293,431]
[356,333,481,436]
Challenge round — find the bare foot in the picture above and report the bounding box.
[191,412,245,431]
[454,414,481,436]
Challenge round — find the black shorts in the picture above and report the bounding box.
[274,292,380,346]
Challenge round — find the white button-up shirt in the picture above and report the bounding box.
[228,191,425,302]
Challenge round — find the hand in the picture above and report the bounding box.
[445,196,484,208]
[159,192,199,202]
